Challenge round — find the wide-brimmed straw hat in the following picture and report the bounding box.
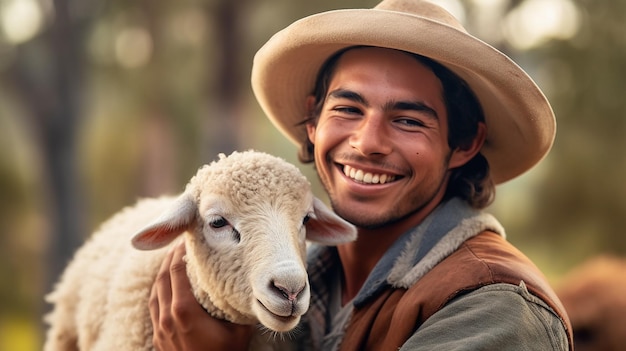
[251,0,556,184]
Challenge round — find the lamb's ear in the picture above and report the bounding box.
[131,194,197,250]
[305,197,357,245]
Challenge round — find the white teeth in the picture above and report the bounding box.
[363,173,372,183]
[355,169,364,181]
[343,165,395,184]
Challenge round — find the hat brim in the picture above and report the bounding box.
[251,8,556,184]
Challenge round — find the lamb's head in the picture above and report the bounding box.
[132,150,356,332]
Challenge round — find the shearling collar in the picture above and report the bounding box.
[352,197,505,307]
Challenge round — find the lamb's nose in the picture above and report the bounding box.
[272,281,305,302]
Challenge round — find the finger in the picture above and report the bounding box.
[153,245,177,333]
[169,244,195,302]
[149,278,160,335]
[169,242,192,300]
[168,243,205,333]
[150,251,172,329]
[157,244,176,304]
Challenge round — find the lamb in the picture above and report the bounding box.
[43,150,357,351]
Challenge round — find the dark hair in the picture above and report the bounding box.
[297,46,495,209]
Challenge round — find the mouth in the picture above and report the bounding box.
[342,165,399,184]
[257,299,300,320]
[255,299,302,332]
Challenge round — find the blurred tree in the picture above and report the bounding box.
[453,0,625,276]
[506,0,626,271]
[5,0,91,298]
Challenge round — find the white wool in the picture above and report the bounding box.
[43,150,356,351]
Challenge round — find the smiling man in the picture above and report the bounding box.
[149,1,573,350]
[303,46,487,306]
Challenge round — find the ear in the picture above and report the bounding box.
[305,197,357,245]
[131,194,197,250]
[305,95,317,144]
[449,122,487,169]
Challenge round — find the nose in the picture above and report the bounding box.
[272,280,306,302]
[349,114,392,156]
[268,262,308,303]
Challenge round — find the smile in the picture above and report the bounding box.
[343,165,396,184]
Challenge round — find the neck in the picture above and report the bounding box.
[336,230,395,305]
[337,201,441,305]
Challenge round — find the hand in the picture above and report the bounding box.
[149,242,254,350]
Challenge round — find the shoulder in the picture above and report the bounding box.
[404,232,559,317]
[402,282,570,350]
[398,232,573,348]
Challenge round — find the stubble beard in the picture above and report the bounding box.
[328,188,440,230]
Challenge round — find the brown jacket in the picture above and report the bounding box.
[340,232,573,350]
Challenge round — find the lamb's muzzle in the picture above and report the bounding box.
[252,259,310,332]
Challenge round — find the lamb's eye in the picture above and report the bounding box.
[210,217,228,228]
[302,214,311,225]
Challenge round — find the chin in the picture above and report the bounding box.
[332,205,395,229]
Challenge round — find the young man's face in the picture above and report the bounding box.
[306,47,474,229]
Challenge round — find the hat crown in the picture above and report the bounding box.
[374,0,467,33]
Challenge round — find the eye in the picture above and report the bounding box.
[333,106,361,115]
[210,217,229,228]
[395,117,426,129]
[206,216,240,244]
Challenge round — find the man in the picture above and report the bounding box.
[149,0,573,349]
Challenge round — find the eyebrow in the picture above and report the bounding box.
[387,101,439,120]
[327,88,439,120]
[328,89,366,105]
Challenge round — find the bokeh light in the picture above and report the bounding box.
[0,0,44,44]
[504,0,581,50]
[114,27,153,69]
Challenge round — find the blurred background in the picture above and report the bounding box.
[0,0,624,350]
